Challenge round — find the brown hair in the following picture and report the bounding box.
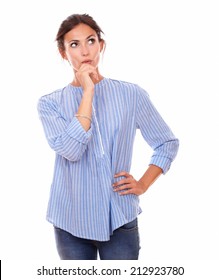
[56,14,104,52]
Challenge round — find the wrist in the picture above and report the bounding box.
[138,179,150,193]
[83,88,94,98]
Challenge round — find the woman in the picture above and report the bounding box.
[38,13,179,260]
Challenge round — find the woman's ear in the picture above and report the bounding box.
[100,40,105,53]
[59,48,67,60]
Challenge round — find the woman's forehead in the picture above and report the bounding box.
[64,23,97,41]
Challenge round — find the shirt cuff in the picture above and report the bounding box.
[66,117,92,144]
[149,156,172,174]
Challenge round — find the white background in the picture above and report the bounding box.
[0,0,218,271]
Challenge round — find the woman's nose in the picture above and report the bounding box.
[81,44,89,56]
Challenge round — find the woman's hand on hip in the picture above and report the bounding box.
[113,171,146,196]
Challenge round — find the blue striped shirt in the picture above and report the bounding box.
[37,78,179,241]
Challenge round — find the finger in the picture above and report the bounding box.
[114,171,132,178]
[113,178,133,188]
[119,186,144,196]
[113,183,132,192]
[79,63,96,70]
[90,72,99,81]
[119,189,137,195]
[77,65,97,76]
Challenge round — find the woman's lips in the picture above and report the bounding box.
[82,60,92,64]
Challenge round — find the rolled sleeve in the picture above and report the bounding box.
[136,86,179,174]
[38,96,93,162]
[149,139,179,174]
[66,117,92,144]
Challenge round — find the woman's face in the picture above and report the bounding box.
[62,23,103,72]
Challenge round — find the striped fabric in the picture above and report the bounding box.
[37,78,179,241]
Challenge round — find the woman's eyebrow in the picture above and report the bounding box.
[68,34,96,43]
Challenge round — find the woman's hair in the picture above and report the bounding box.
[56,14,104,52]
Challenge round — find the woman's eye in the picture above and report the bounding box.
[88,38,95,45]
[70,42,78,48]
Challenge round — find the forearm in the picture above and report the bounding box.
[76,89,94,131]
[138,164,163,193]
[74,64,98,131]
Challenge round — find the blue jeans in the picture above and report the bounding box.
[54,218,140,260]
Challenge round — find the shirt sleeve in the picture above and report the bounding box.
[136,86,179,174]
[37,95,92,161]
